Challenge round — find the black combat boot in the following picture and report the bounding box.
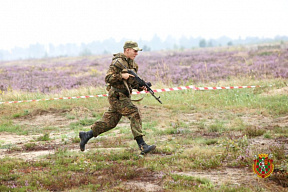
[79,130,94,151]
[135,136,156,155]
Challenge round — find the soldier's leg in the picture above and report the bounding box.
[117,92,156,154]
[80,107,122,151]
[128,111,156,155]
[115,92,144,138]
[91,107,122,136]
[128,112,144,138]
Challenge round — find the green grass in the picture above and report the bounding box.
[207,120,226,133]
[69,118,97,130]
[164,174,214,190]
[244,125,266,138]
[36,133,51,141]
[0,121,27,135]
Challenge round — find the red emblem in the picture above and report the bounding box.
[253,154,274,178]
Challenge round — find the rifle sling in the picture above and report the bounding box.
[111,86,144,102]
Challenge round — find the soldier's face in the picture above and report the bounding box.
[126,48,138,60]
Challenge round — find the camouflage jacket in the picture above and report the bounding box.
[105,53,143,92]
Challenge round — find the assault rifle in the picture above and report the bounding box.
[115,60,162,104]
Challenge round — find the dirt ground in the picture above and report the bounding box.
[0,107,287,191]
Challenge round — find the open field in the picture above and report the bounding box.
[0,45,287,191]
[1,44,287,94]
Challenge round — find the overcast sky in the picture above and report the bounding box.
[0,0,287,50]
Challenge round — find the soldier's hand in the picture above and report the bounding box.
[140,86,148,92]
[122,73,134,80]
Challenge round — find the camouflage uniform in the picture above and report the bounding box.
[90,53,145,139]
[80,41,156,154]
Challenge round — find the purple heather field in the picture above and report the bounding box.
[0,47,287,94]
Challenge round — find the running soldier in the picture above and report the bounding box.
[79,41,156,155]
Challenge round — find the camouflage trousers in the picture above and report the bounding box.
[90,89,144,139]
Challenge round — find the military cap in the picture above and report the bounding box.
[123,41,142,51]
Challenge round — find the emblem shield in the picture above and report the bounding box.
[253,154,274,178]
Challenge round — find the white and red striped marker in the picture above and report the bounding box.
[0,85,261,105]
[133,85,260,94]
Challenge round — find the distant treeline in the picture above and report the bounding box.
[0,35,287,61]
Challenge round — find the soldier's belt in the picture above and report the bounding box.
[111,86,131,97]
